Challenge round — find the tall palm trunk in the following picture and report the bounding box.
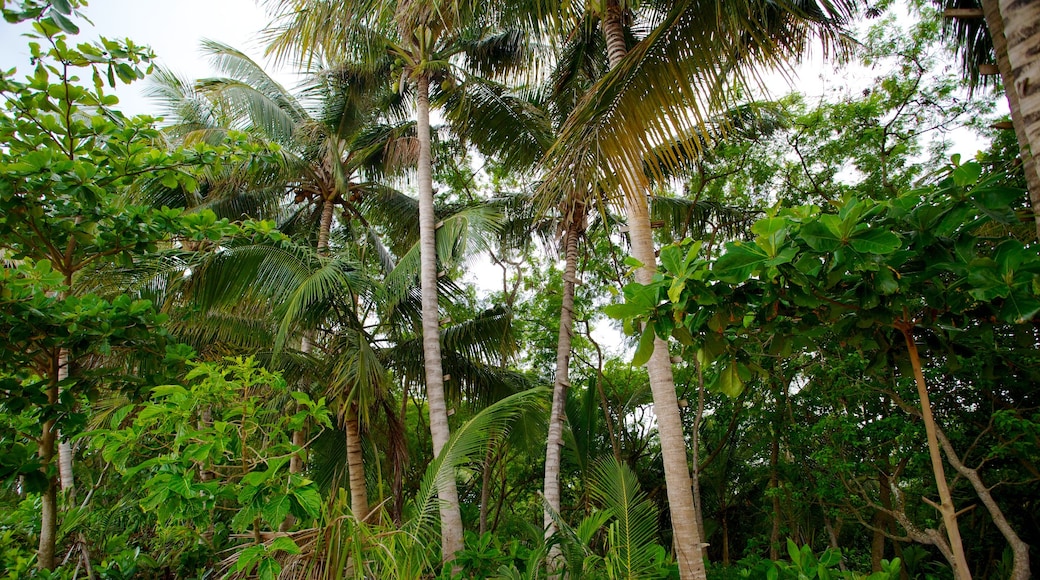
[995,0,1040,206]
[543,216,581,559]
[603,3,706,577]
[344,405,369,520]
[980,0,1040,238]
[416,74,465,563]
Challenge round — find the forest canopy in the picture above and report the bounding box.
[1,0,1038,579]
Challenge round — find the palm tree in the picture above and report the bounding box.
[260,0,532,561]
[936,0,1040,238]
[146,42,420,522]
[529,1,854,576]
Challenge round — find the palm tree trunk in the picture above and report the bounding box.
[995,0,1040,197]
[544,218,580,566]
[898,325,971,580]
[980,0,1040,238]
[318,195,335,253]
[416,74,465,563]
[344,404,370,520]
[602,4,706,577]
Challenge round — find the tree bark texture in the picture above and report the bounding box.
[900,326,971,580]
[344,405,370,521]
[543,220,580,550]
[38,354,60,571]
[57,349,73,494]
[602,3,707,577]
[318,195,335,254]
[981,0,1040,238]
[416,74,465,563]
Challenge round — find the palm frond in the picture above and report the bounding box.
[439,76,553,170]
[406,388,548,543]
[591,457,665,580]
[650,197,757,243]
[541,0,855,208]
[201,39,310,124]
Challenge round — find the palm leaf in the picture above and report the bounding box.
[590,457,665,580]
[405,387,548,545]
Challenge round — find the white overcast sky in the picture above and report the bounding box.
[0,0,291,116]
[0,0,1002,154]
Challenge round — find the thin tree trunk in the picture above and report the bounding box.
[480,441,495,535]
[822,513,846,572]
[872,463,893,572]
[721,503,730,566]
[980,0,1040,237]
[544,219,580,556]
[602,4,706,577]
[57,348,74,496]
[393,387,408,525]
[691,357,708,554]
[768,377,783,561]
[344,404,369,521]
[416,74,465,563]
[38,354,60,571]
[898,325,971,580]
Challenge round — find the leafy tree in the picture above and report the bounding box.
[0,2,278,569]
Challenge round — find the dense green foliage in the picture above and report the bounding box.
[1,0,1038,579]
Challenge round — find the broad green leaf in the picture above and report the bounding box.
[752,217,789,257]
[799,217,843,252]
[51,0,73,14]
[952,161,982,186]
[269,536,301,555]
[667,278,685,304]
[604,301,650,320]
[999,290,1040,324]
[258,557,280,580]
[262,494,292,527]
[291,485,322,519]
[231,505,260,532]
[49,12,79,34]
[234,545,265,572]
[971,186,1021,223]
[874,268,900,295]
[787,538,801,567]
[150,384,188,399]
[631,326,656,367]
[659,244,683,275]
[818,548,842,567]
[715,361,744,398]
[849,228,900,254]
[713,242,770,283]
